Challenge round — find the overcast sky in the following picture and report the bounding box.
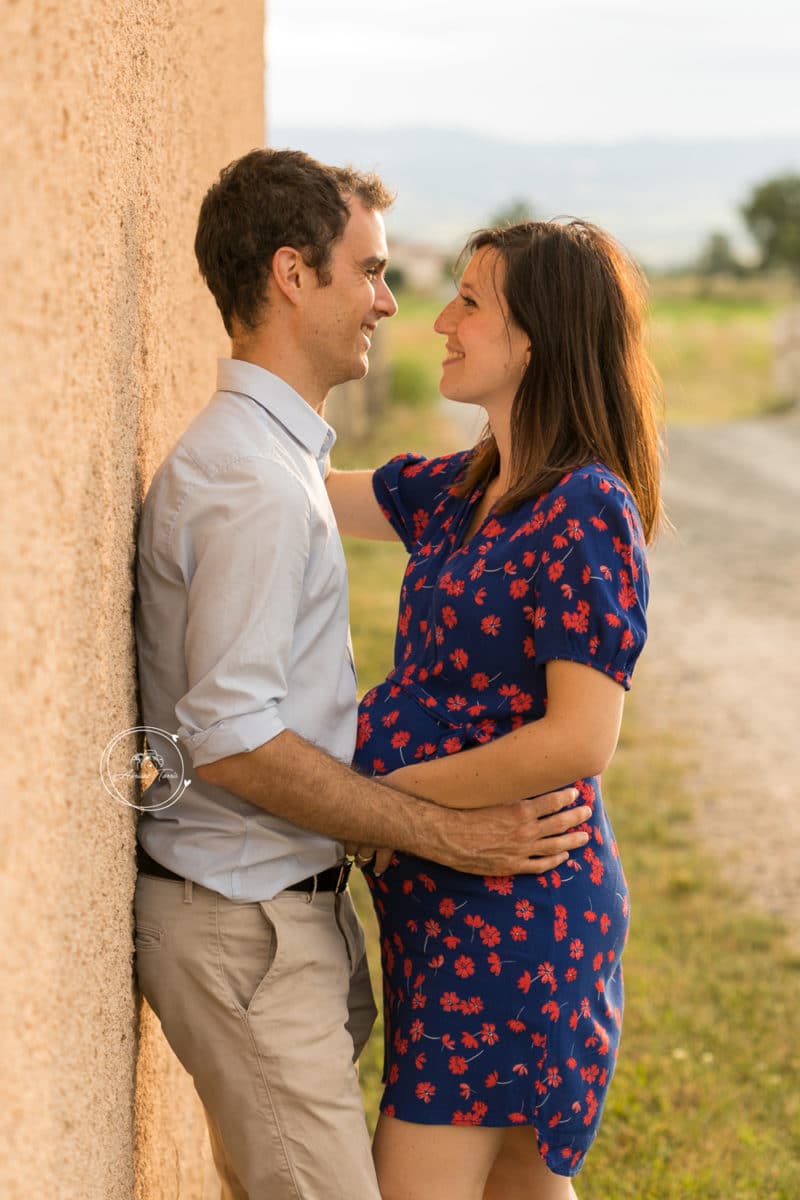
[267,0,800,143]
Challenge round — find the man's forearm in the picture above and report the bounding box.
[195,729,590,876]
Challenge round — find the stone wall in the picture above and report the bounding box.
[0,3,264,1195]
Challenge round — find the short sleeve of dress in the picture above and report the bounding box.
[372,451,470,553]
[531,468,649,690]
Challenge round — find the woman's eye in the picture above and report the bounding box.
[460,293,476,308]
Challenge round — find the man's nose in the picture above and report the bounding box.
[376,278,398,318]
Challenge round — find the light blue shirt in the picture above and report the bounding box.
[135,359,358,900]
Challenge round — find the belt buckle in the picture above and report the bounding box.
[335,857,353,894]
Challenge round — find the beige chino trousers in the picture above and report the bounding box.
[134,873,381,1200]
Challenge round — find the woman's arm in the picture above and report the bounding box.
[326,467,400,541]
[382,660,625,809]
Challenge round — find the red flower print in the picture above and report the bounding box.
[541,1000,561,1022]
[480,614,502,636]
[454,955,475,979]
[381,709,400,727]
[441,605,458,628]
[474,586,487,605]
[506,1017,526,1033]
[443,934,461,950]
[428,954,444,970]
[546,1066,563,1088]
[469,558,486,580]
[440,992,461,1011]
[515,898,535,921]
[570,939,585,959]
[460,995,484,1015]
[547,560,565,582]
[517,970,532,995]
[523,635,535,658]
[443,736,462,755]
[537,962,557,993]
[484,876,514,895]
[605,611,622,628]
[620,628,635,650]
[464,912,484,931]
[446,695,467,712]
[487,952,503,976]
[448,1055,469,1075]
[461,1031,479,1049]
[618,570,637,610]
[563,599,590,634]
[600,913,611,934]
[485,1070,499,1088]
[590,514,608,530]
[415,1081,436,1103]
[458,1082,471,1100]
[450,647,469,669]
[483,518,504,537]
[439,898,456,917]
[510,691,533,714]
[391,730,410,749]
[480,1023,499,1045]
[508,1112,527,1124]
[410,1019,425,1042]
[471,671,490,691]
[479,924,501,948]
[414,1052,427,1070]
[565,967,578,982]
[424,919,441,940]
[355,712,372,749]
[509,925,527,941]
[509,578,529,599]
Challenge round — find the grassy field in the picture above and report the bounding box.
[379,276,794,428]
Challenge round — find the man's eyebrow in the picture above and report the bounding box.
[358,255,388,269]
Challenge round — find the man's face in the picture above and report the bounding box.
[303,199,398,390]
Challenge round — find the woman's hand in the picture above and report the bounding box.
[344,843,394,876]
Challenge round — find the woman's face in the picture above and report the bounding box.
[433,247,530,412]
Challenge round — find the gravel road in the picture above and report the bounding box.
[643,409,800,941]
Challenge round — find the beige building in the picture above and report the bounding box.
[0,3,265,1196]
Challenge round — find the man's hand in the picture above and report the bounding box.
[424,788,591,877]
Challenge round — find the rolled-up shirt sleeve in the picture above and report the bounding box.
[174,454,310,767]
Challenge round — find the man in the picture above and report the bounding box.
[133,149,590,1200]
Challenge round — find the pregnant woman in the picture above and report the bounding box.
[327,219,663,1199]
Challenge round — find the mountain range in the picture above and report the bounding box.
[269,125,800,268]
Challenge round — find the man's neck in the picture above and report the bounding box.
[229,340,328,415]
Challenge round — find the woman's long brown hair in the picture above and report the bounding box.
[451,220,665,542]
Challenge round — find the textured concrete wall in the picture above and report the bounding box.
[0,2,264,1196]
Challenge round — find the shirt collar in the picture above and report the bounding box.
[216,358,336,462]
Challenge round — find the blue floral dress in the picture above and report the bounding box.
[353,451,649,1177]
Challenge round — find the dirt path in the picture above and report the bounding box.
[641,409,800,942]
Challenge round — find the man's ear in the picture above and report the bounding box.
[271,246,312,307]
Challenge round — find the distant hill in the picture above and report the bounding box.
[269,125,800,268]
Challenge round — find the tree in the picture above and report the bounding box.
[695,231,742,278]
[489,198,535,227]
[740,173,800,277]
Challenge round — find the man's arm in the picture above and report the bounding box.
[196,732,590,877]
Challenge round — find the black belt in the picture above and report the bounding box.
[136,842,352,894]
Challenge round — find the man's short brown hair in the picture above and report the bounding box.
[195,148,393,336]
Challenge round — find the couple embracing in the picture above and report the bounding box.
[134,148,662,1200]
